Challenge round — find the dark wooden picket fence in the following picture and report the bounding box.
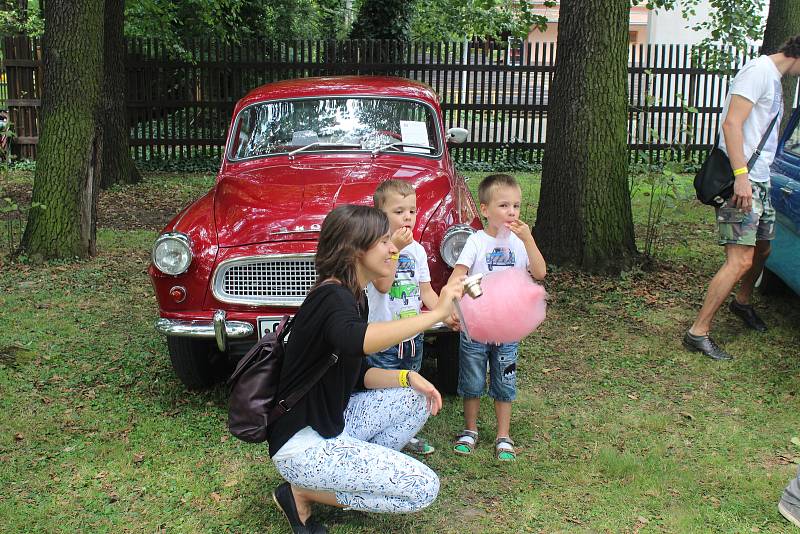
[2,36,762,164]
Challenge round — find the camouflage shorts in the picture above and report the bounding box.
[716,180,775,246]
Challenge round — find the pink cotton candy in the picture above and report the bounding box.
[459,268,547,344]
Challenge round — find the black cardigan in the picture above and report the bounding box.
[266,284,372,457]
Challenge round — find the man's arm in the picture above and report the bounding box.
[722,94,756,212]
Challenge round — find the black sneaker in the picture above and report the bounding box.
[728,300,768,332]
[272,482,328,534]
[682,331,733,361]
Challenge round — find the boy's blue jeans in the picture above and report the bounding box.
[367,334,424,372]
[457,332,518,402]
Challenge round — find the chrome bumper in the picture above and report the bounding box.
[156,312,451,352]
[155,310,254,351]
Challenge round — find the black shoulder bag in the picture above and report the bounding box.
[694,113,779,207]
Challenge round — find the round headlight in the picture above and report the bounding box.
[152,233,193,275]
[439,224,476,268]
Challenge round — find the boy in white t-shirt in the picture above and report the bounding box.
[448,174,546,461]
[366,179,442,455]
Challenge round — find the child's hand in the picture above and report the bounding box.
[391,227,413,250]
[506,220,535,244]
[444,312,460,331]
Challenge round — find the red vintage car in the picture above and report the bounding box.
[148,76,481,391]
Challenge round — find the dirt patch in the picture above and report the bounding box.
[1,173,214,232]
[97,185,192,231]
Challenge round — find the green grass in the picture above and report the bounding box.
[1,171,800,532]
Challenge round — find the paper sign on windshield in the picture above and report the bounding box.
[400,121,429,153]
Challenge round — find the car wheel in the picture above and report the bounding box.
[166,336,230,390]
[757,267,789,296]
[432,332,460,394]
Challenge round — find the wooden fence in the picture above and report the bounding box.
[2,36,763,164]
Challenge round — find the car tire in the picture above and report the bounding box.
[432,332,460,394]
[167,336,230,390]
[758,267,789,296]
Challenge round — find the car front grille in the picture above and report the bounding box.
[212,254,316,306]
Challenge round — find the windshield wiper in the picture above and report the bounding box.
[287,142,361,158]
[371,142,436,156]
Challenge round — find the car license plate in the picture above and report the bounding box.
[257,316,288,338]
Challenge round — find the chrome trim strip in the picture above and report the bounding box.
[155,318,254,339]
[210,253,316,306]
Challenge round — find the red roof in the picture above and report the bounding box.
[236,76,441,109]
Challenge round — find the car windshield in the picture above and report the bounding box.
[229,97,441,160]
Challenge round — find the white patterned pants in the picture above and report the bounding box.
[272,388,440,513]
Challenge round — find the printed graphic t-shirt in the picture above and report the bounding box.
[719,55,783,183]
[455,230,529,275]
[366,240,431,325]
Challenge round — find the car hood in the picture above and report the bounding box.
[214,160,449,247]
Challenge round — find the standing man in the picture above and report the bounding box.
[683,36,800,361]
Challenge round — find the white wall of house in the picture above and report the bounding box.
[646,3,713,45]
[647,0,771,45]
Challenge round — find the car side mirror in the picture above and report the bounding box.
[446,127,468,144]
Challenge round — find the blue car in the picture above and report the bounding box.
[763,109,800,295]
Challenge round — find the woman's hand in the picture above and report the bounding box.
[408,372,442,415]
[433,275,465,321]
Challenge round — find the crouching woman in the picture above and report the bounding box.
[267,204,464,533]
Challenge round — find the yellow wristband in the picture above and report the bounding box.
[398,370,410,388]
[733,167,748,176]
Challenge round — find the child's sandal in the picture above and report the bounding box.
[453,430,478,455]
[495,437,516,461]
[403,436,435,456]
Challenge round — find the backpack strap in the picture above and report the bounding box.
[746,112,779,171]
[268,352,339,420]
[711,111,779,170]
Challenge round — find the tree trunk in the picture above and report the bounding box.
[99,0,140,189]
[535,0,636,273]
[760,0,800,129]
[19,0,104,260]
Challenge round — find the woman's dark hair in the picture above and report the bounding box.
[314,204,390,296]
[779,36,800,58]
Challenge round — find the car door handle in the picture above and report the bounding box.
[781,187,793,196]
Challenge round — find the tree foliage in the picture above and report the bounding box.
[410,0,549,42]
[349,0,415,40]
[0,0,42,36]
[124,0,348,55]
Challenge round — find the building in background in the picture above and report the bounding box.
[524,1,771,47]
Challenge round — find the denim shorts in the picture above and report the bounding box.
[367,333,424,372]
[457,332,518,402]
